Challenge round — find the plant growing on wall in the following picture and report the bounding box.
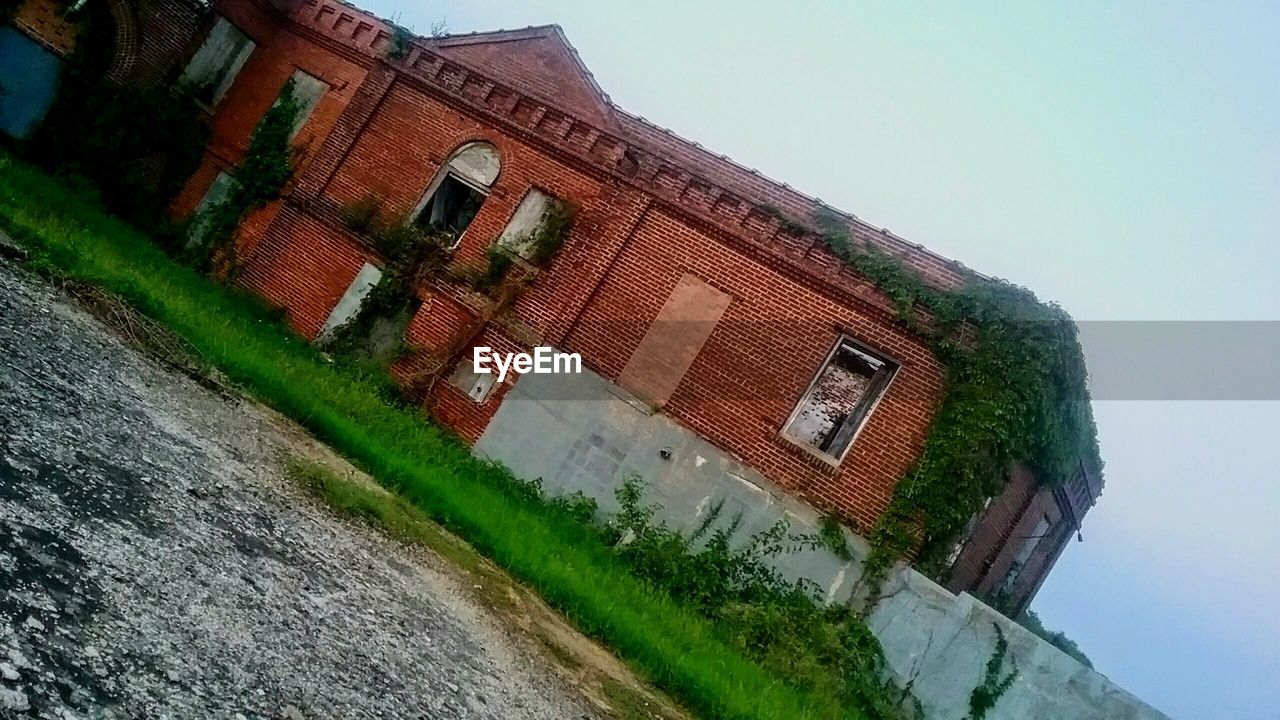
[795,207,1100,600]
[190,79,302,273]
[340,194,382,234]
[470,198,575,293]
[966,624,1018,720]
[476,244,516,293]
[817,513,854,561]
[386,23,414,60]
[524,198,575,265]
[322,218,452,364]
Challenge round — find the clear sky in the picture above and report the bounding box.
[361,1,1280,717]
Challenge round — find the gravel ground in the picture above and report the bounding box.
[0,258,600,720]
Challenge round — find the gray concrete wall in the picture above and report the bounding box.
[475,367,1170,720]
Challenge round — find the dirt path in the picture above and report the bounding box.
[0,259,677,719]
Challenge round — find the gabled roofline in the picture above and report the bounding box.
[282,0,973,294]
[426,24,612,106]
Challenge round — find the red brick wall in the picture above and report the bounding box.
[171,1,373,256]
[11,0,205,84]
[562,208,944,530]
[945,464,1073,613]
[320,81,609,265]
[127,0,207,86]
[11,0,79,56]
[237,204,377,336]
[178,0,953,532]
[428,29,616,128]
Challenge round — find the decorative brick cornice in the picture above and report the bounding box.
[279,0,966,328]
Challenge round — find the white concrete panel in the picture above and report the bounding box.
[318,263,382,339]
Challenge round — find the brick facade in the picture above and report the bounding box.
[8,0,205,84]
[945,462,1101,616]
[163,0,1097,609]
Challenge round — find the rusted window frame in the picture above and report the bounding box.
[780,335,898,465]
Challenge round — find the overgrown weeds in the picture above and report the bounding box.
[608,477,911,720]
[0,149,897,720]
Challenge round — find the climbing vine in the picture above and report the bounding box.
[189,78,302,273]
[800,207,1100,595]
[967,625,1018,720]
[467,197,575,292]
[324,208,451,361]
[817,513,854,561]
[524,198,575,265]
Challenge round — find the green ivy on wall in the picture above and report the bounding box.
[190,78,302,272]
[806,207,1101,593]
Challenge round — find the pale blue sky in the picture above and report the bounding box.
[362,1,1280,717]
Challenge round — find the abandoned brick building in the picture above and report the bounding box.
[1,0,1101,615]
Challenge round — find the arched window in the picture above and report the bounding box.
[414,142,500,246]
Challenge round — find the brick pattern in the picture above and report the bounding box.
[237,204,377,336]
[425,28,615,129]
[11,0,80,56]
[945,464,1080,614]
[562,208,945,529]
[165,0,1090,591]
[11,0,204,84]
[283,0,969,310]
[617,273,733,408]
[125,0,208,86]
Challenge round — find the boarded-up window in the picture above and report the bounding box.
[186,171,238,248]
[497,188,551,259]
[782,338,896,462]
[181,17,256,106]
[449,357,499,403]
[277,70,327,140]
[318,263,383,339]
[618,274,732,408]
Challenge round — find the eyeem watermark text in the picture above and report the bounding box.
[473,346,582,382]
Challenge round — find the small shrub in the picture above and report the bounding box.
[1017,609,1092,667]
[386,24,414,60]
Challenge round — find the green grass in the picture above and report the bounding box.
[0,152,869,720]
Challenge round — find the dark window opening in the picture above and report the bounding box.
[415,174,485,240]
[783,338,897,461]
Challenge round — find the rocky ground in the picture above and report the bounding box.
[0,257,606,719]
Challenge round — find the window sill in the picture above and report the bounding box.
[773,432,844,472]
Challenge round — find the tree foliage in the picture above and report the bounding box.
[806,208,1101,587]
